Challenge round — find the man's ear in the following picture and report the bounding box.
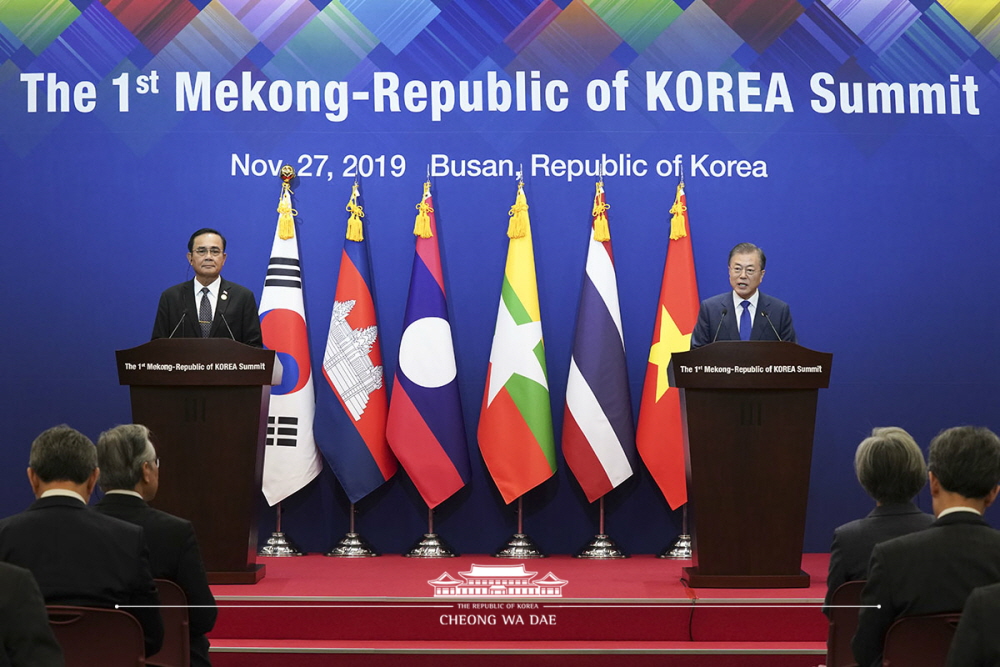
[83,467,100,500]
[983,484,1000,510]
[928,471,941,495]
[27,467,42,497]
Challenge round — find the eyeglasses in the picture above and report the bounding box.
[729,266,758,277]
[145,458,160,469]
[193,247,223,257]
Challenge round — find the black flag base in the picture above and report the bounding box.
[258,531,304,557]
[404,533,458,558]
[326,532,380,558]
[494,533,546,558]
[575,534,628,559]
[660,533,693,559]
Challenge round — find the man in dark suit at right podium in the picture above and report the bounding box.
[151,228,262,346]
[690,242,796,348]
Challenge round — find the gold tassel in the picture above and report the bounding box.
[413,181,433,238]
[669,184,688,240]
[592,181,610,242]
[507,181,528,239]
[346,183,365,242]
[277,166,297,240]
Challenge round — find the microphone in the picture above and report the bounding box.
[711,308,728,343]
[220,311,236,341]
[168,312,187,339]
[760,310,783,342]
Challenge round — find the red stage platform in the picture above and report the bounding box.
[206,553,831,666]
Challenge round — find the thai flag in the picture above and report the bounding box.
[561,181,636,503]
[315,191,397,504]
[386,184,470,509]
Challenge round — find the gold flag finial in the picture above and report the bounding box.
[669,183,688,241]
[507,180,528,239]
[413,181,434,238]
[592,180,610,242]
[277,165,297,240]
[345,182,365,241]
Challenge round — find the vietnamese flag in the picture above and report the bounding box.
[636,180,700,510]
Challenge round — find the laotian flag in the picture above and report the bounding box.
[386,182,470,509]
[562,181,636,503]
[258,180,322,506]
[314,184,397,503]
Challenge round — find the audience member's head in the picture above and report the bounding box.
[928,426,1000,501]
[27,425,99,499]
[96,424,159,500]
[854,427,927,505]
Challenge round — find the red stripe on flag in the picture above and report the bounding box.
[478,367,555,505]
[416,196,446,293]
[386,381,464,508]
[561,407,613,503]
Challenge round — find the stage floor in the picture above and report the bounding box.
[211,552,832,601]
[207,552,832,659]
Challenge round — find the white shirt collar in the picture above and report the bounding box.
[40,489,87,504]
[938,506,982,518]
[104,489,144,500]
[193,275,222,296]
[732,290,760,311]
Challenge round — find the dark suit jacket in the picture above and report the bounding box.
[946,581,1000,667]
[853,511,1000,667]
[0,496,163,656]
[824,502,935,615]
[690,291,796,348]
[151,278,262,347]
[0,561,63,667]
[95,494,217,667]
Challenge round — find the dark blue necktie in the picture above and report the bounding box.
[199,287,212,337]
[739,300,751,341]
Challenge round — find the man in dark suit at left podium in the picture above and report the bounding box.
[151,228,262,347]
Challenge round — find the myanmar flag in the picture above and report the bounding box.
[636,180,700,510]
[478,181,556,505]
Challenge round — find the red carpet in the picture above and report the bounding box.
[206,553,831,665]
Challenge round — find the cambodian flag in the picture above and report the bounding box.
[386,183,470,509]
[562,181,636,503]
[314,185,397,503]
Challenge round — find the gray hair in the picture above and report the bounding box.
[29,425,97,484]
[854,426,927,504]
[96,424,156,491]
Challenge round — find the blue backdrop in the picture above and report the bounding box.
[2,0,997,556]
